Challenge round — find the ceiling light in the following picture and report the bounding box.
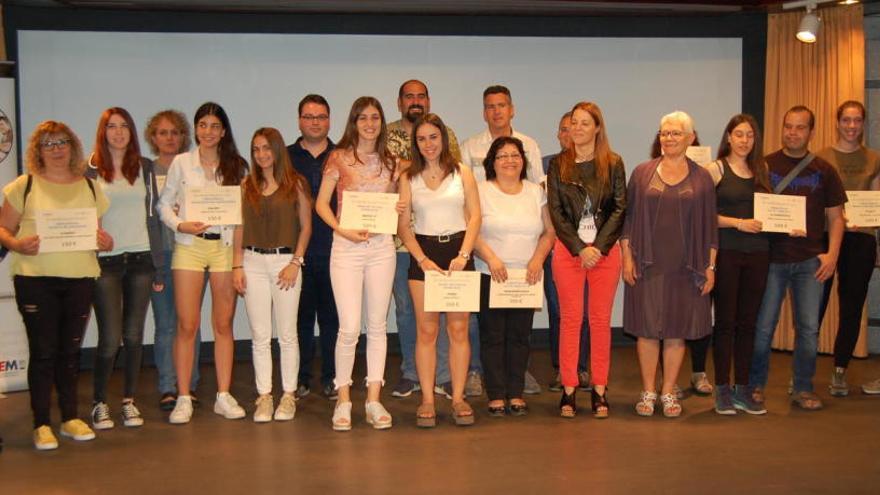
[796,5,820,43]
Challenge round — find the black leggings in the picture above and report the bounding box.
[478,274,533,401]
[818,232,877,369]
[14,276,95,428]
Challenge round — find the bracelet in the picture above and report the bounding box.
[232,265,243,270]
[417,256,427,266]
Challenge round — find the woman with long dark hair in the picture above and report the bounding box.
[158,102,248,424]
[704,113,769,415]
[315,97,400,431]
[547,102,626,418]
[86,107,165,429]
[233,127,312,422]
[397,113,481,427]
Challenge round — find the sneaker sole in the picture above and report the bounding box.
[91,421,114,431]
[35,441,59,451]
[169,416,191,425]
[861,388,880,395]
[123,419,144,428]
[274,413,295,421]
[391,390,415,398]
[714,407,737,416]
[60,430,96,441]
[215,411,246,420]
[253,416,272,423]
[829,387,849,397]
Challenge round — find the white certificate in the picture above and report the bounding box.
[489,269,543,309]
[184,186,242,225]
[686,146,713,166]
[339,191,400,234]
[35,207,98,253]
[754,193,806,233]
[424,271,481,313]
[844,191,880,227]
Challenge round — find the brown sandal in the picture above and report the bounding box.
[416,403,436,428]
[791,391,823,411]
[451,401,475,426]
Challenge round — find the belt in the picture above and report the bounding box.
[415,231,465,243]
[196,232,221,240]
[246,246,293,255]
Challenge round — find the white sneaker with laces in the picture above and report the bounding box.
[253,395,273,423]
[214,392,246,420]
[91,402,115,430]
[121,400,144,427]
[169,395,194,424]
[274,394,297,421]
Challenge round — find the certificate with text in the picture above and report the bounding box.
[424,271,481,313]
[35,207,98,253]
[844,191,880,227]
[685,146,713,166]
[339,191,400,234]
[754,193,806,233]
[489,269,543,309]
[184,187,242,225]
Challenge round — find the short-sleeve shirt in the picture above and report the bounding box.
[765,150,848,263]
[475,180,546,274]
[3,174,109,278]
[817,146,880,236]
[97,173,151,257]
[323,150,397,220]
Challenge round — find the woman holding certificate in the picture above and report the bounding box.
[315,97,398,431]
[397,113,481,428]
[0,121,111,450]
[86,107,165,430]
[547,102,626,419]
[621,111,717,418]
[474,136,554,417]
[157,102,248,425]
[702,113,769,415]
[232,127,311,423]
[816,101,880,397]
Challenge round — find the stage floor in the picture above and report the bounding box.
[1,348,879,494]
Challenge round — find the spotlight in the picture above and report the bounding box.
[797,8,820,43]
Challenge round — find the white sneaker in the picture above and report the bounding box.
[214,392,246,420]
[365,401,393,430]
[274,394,297,421]
[253,395,273,423]
[121,400,144,427]
[91,402,115,430]
[169,395,193,424]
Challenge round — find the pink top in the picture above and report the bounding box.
[324,149,398,219]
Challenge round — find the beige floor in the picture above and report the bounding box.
[1,348,879,494]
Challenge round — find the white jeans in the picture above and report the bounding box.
[243,250,302,395]
[330,233,396,389]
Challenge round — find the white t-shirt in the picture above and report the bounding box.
[98,173,151,257]
[411,168,467,235]
[475,180,546,274]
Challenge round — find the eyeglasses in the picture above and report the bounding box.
[40,139,71,150]
[658,131,686,139]
[300,114,329,122]
[495,152,522,162]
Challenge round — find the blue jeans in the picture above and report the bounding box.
[297,255,338,387]
[544,251,589,372]
[151,251,200,395]
[749,257,822,394]
[395,252,450,383]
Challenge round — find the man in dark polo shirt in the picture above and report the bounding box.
[287,94,337,400]
[749,105,846,412]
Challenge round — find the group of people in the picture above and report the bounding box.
[1,78,878,451]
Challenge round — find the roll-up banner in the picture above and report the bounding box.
[0,77,28,393]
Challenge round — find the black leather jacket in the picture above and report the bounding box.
[547,155,627,257]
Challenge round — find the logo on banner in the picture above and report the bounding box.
[0,108,13,164]
[0,358,27,373]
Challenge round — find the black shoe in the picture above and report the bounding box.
[591,388,609,419]
[322,383,338,401]
[159,393,177,412]
[560,389,577,418]
[487,403,506,417]
[295,384,311,399]
[548,372,562,392]
[509,401,528,417]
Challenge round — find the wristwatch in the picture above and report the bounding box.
[708,264,716,271]
[458,251,471,260]
[290,256,305,267]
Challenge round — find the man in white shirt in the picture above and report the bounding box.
[460,85,544,184]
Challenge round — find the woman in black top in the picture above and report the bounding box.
[703,113,769,416]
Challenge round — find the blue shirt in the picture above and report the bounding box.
[287,137,336,258]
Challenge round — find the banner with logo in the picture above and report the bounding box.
[0,78,27,392]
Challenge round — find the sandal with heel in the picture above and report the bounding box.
[591,388,610,419]
[635,391,657,417]
[559,389,577,418]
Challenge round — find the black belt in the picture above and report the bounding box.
[416,231,465,243]
[246,246,293,255]
[196,232,221,240]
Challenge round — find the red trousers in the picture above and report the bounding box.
[552,240,621,388]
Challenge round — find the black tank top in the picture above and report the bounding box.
[715,158,768,252]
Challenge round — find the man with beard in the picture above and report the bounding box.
[387,79,461,399]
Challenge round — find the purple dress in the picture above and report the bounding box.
[623,159,717,340]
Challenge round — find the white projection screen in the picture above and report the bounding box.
[16,30,741,345]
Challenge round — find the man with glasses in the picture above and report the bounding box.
[459,85,545,397]
[287,94,338,400]
[386,79,461,400]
